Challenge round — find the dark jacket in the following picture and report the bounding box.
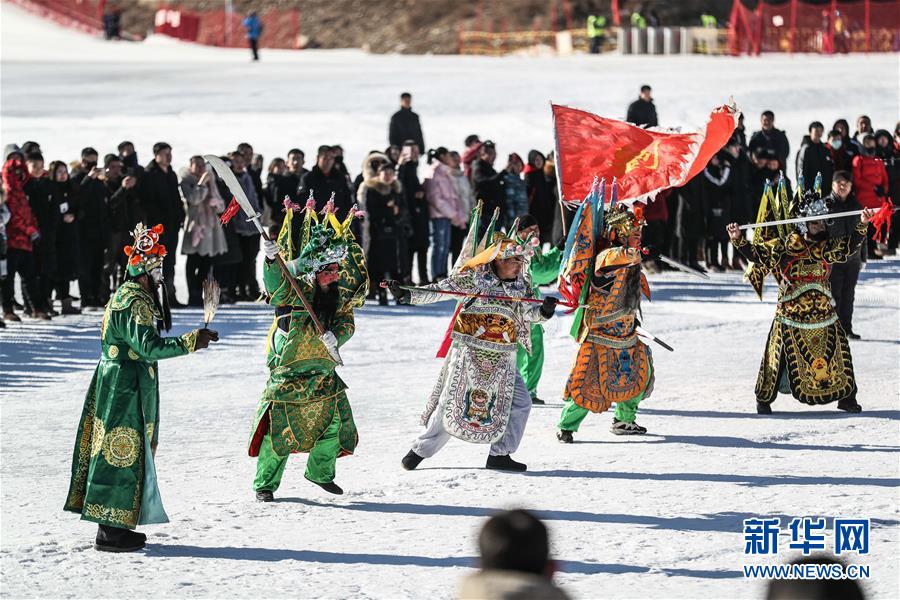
[398,160,429,248]
[136,159,184,231]
[25,175,58,236]
[729,149,753,225]
[749,128,790,169]
[826,191,864,259]
[471,159,504,222]
[626,98,658,127]
[795,136,835,192]
[298,165,353,220]
[525,164,556,244]
[702,159,734,240]
[52,179,79,280]
[74,172,109,243]
[365,179,407,277]
[105,177,140,233]
[675,175,706,241]
[388,107,425,153]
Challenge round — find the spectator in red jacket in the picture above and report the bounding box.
[852,134,890,259]
[2,153,49,321]
[461,134,481,179]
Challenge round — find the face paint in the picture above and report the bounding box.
[150,268,164,285]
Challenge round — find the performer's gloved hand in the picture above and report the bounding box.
[540,296,559,318]
[196,328,219,350]
[263,239,279,261]
[321,331,339,352]
[384,279,411,304]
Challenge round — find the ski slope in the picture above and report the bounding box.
[2,4,899,598]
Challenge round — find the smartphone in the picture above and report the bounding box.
[401,146,413,161]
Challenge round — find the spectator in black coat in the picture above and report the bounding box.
[723,138,751,268]
[749,110,790,171]
[398,141,429,284]
[24,151,57,314]
[47,160,80,314]
[118,140,144,178]
[136,142,184,306]
[238,142,264,206]
[365,162,408,304]
[674,175,706,270]
[749,148,779,219]
[267,148,307,231]
[626,85,658,127]
[795,121,835,192]
[701,152,734,271]
[827,171,864,338]
[103,154,139,290]
[71,147,110,308]
[388,92,425,154]
[524,150,556,244]
[471,140,504,237]
[298,145,353,220]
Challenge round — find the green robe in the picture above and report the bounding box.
[248,259,358,460]
[64,282,198,529]
[516,246,562,395]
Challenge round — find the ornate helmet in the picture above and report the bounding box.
[285,193,362,283]
[124,223,167,277]
[461,230,539,271]
[795,172,830,234]
[605,203,645,243]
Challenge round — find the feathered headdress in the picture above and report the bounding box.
[461,231,539,271]
[124,223,167,277]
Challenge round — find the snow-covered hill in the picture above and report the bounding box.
[1,4,899,598]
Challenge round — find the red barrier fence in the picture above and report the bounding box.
[729,0,900,55]
[8,0,106,36]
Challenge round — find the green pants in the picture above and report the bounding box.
[516,324,544,397]
[253,409,342,491]
[557,390,646,430]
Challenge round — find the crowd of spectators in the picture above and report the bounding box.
[1,90,897,328]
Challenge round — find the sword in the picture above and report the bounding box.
[657,254,710,279]
[204,154,343,366]
[738,206,897,230]
[636,326,674,352]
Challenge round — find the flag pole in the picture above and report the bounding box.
[550,101,569,238]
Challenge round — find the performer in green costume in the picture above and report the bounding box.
[514,215,562,404]
[249,198,368,501]
[64,223,218,552]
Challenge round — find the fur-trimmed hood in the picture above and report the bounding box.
[360,151,391,181]
[364,176,401,195]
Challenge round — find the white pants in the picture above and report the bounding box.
[411,373,532,458]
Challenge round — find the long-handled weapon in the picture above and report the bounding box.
[382,281,584,309]
[204,154,342,365]
[636,325,674,352]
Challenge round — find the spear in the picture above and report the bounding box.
[204,154,343,366]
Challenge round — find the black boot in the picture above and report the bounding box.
[837,398,862,413]
[401,449,424,471]
[756,401,773,415]
[255,490,274,502]
[95,524,146,552]
[486,454,527,472]
[531,395,545,405]
[378,288,388,306]
[557,430,574,444]
[305,476,344,495]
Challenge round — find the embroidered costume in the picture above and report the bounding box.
[733,177,865,412]
[64,224,201,550]
[399,207,554,471]
[248,199,368,497]
[557,182,655,440]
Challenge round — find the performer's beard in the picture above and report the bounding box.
[313,282,339,329]
[154,280,173,332]
[807,229,828,242]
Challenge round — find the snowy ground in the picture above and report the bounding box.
[2,4,900,599]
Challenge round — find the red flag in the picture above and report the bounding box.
[552,102,739,204]
[219,197,241,225]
